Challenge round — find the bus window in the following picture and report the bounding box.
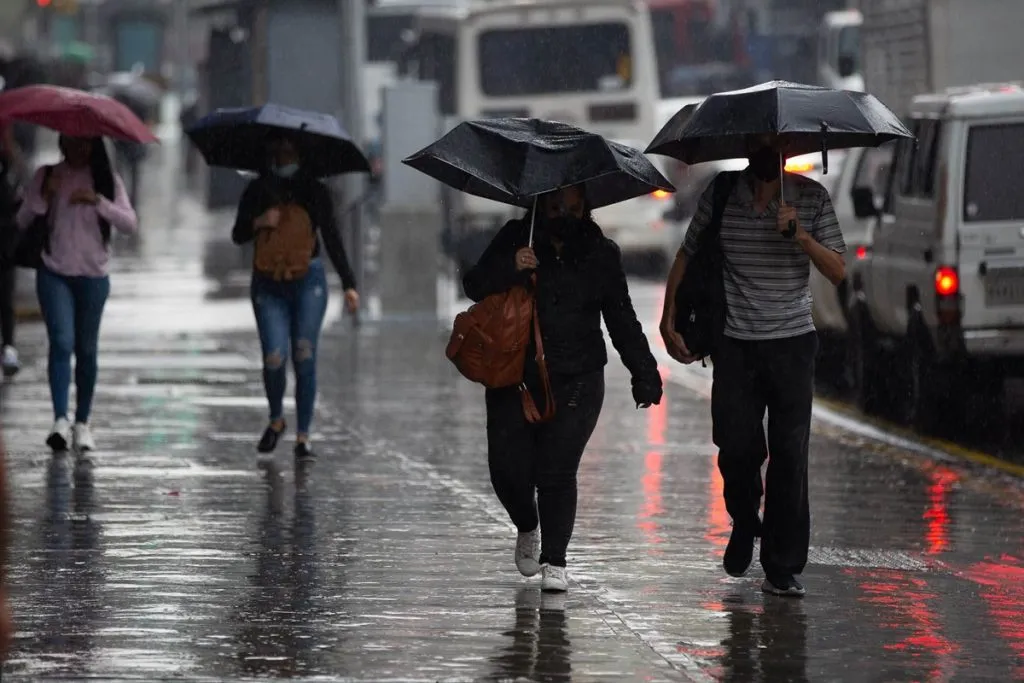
[477,23,632,97]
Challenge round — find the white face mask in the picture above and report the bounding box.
[273,163,299,178]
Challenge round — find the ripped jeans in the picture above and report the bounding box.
[251,259,329,435]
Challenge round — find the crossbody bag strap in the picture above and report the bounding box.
[519,274,556,424]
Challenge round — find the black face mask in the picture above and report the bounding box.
[748,146,781,182]
[543,215,586,240]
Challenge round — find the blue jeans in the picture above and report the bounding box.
[251,259,329,435]
[36,268,110,423]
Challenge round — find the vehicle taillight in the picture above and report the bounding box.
[784,159,815,174]
[855,245,868,260]
[935,266,959,297]
[651,189,672,200]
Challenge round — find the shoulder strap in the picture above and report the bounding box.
[519,274,555,424]
[707,171,739,239]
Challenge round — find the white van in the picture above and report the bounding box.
[406,0,666,271]
[850,83,1024,431]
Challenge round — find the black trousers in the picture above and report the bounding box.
[0,265,15,347]
[711,332,817,576]
[485,370,604,567]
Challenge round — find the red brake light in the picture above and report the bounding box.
[935,266,959,297]
[855,245,868,260]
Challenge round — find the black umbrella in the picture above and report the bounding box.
[646,80,914,173]
[185,103,370,177]
[402,117,675,214]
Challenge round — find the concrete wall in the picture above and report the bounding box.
[265,0,341,115]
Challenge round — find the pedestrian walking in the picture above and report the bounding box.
[464,185,663,592]
[15,135,139,452]
[231,132,360,461]
[0,124,25,378]
[659,134,846,596]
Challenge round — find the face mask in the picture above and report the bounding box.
[272,163,299,178]
[748,146,780,182]
[544,216,585,240]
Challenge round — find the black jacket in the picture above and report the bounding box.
[463,218,662,405]
[232,172,357,290]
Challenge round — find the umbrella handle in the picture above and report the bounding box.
[780,154,797,238]
[528,197,537,247]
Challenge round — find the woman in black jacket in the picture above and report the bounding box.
[463,184,663,593]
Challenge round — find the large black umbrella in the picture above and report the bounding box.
[646,80,914,172]
[403,118,674,211]
[185,103,370,177]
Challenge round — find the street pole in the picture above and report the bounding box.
[338,0,366,317]
[176,0,190,102]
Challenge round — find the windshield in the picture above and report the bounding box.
[478,23,632,97]
[964,122,1024,222]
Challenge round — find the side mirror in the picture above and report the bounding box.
[838,54,856,78]
[851,186,878,219]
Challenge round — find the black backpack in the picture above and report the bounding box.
[672,171,739,361]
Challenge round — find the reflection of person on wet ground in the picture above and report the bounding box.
[463,185,663,593]
[0,432,12,659]
[489,588,571,681]
[14,456,101,668]
[16,135,139,453]
[235,462,321,677]
[232,133,361,462]
[720,597,808,683]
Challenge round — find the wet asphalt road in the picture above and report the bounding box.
[1,143,1023,681]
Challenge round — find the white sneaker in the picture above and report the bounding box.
[2,345,19,377]
[515,527,541,577]
[541,564,569,593]
[73,423,96,453]
[46,418,72,451]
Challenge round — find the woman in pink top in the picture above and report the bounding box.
[17,135,137,452]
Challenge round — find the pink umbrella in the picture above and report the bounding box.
[0,84,158,143]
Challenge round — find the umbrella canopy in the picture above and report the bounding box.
[0,84,157,143]
[646,80,914,167]
[402,117,674,210]
[184,103,370,177]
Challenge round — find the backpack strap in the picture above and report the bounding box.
[706,170,739,243]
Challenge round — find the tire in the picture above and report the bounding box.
[849,307,887,415]
[900,324,952,435]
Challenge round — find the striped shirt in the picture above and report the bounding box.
[681,169,845,341]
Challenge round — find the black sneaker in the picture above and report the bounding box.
[294,441,316,461]
[761,574,806,597]
[257,421,286,453]
[724,525,757,577]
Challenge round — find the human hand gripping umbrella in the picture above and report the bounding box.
[646,80,915,236]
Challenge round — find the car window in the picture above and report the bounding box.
[853,143,895,197]
[964,122,1024,222]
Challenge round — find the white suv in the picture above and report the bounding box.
[849,84,1024,432]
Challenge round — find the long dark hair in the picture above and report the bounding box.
[89,139,115,244]
[58,136,115,244]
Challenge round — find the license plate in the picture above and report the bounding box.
[984,273,1024,306]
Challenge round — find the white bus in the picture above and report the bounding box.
[403,0,676,272]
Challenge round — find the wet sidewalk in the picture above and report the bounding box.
[1,150,1023,681]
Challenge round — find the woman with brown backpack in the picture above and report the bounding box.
[232,132,360,461]
[462,185,663,593]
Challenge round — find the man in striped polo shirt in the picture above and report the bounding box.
[660,134,846,597]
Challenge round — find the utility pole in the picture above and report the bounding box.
[338,0,367,305]
[175,0,189,101]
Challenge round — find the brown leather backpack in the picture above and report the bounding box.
[446,274,555,423]
[253,203,318,281]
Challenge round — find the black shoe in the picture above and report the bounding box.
[257,421,286,453]
[724,525,757,577]
[294,441,316,461]
[761,574,806,597]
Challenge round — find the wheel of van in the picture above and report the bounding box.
[849,308,886,415]
[902,331,948,435]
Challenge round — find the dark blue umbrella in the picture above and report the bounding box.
[184,103,370,177]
